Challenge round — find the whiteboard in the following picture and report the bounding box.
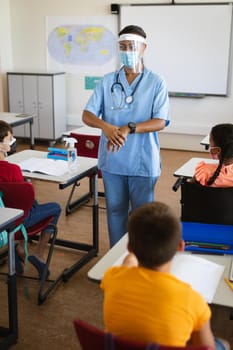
[120,4,233,96]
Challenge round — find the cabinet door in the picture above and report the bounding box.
[53,74,66,139]
[8,74,24,113]
[23,75,39,138]
[38,76,54,139]
[8,74,25,137]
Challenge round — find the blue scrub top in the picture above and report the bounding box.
[84,67,170,177]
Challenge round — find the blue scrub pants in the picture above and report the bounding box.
[23,200,61,233]
[102,171,158,247]
[215,338,228,350]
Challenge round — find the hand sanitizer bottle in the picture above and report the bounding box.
[64,137,78,172]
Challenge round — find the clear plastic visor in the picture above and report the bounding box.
[118,40,145,73]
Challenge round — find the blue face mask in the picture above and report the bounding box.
[119,51,139,69]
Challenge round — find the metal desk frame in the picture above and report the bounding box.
[6,150,99,301]
[0,208,24,349]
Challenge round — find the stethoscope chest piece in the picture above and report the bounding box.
[125,95,133,104]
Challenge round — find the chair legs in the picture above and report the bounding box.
[0,225,61,305]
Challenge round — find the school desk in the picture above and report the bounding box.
[0,207,24,349]
[172,157,218,191]
[87,233,233,308]
[174,157,218,178]
[6,149,99,283]
[0,112,35,149]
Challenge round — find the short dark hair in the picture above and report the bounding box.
[207,123,233,186]
[127,202,181,268]
[118,25,146,39]
[0,120,13,142]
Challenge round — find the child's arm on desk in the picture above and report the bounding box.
[122,253,138,267]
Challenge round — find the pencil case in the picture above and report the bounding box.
[182,222,233,255]
[47,147,68,161]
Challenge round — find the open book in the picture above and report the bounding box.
[113,252,225,303]
[19,157,69,176]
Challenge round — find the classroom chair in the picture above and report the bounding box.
[73,318,212,350]
[180,181,233,225]
[0,182,58,305]
[178,181,233,319]
[70,132,100,160]
[64,132,105,214]
[70,131,103,189]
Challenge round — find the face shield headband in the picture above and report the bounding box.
[118,33,147,45]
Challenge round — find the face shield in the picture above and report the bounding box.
[118,33,147,73]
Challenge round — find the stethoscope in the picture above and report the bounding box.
[111,66,144,110]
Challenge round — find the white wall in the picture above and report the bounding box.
[0,0,13,110]
[1,0,233,150]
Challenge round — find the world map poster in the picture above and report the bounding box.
[46,16,118,74]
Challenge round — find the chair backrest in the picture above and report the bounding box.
[73,318,212,350]
[0,181,55,243]
[0,182,35,226]
[181,181,233,225]
[70,132,100,159]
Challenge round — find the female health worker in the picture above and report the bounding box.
[82,25,170,247]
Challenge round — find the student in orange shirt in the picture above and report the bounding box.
[194,123,233,187]
[101,202,230,349]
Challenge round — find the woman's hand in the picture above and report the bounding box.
[105,125,130,153]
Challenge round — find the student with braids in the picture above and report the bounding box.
[193,123,233,187]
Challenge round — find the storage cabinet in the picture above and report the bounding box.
[7,72,66,141]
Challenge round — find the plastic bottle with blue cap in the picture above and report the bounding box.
[63,137,78,172]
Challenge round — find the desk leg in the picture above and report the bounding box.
[0,274,18,349]
[93,173,99,252]
[62,172,99,281]
[29,120,35,149]
[7,274,18,341]
[8,231,18,341]
[0,230,18,348]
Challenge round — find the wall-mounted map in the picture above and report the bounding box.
[46,16,118,74]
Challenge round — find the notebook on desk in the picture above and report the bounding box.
[19,157,69,176]
[108,251,225,303]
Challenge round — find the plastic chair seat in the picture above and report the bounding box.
[14,216,54,240]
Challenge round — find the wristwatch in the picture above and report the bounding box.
[128,122,136,134]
